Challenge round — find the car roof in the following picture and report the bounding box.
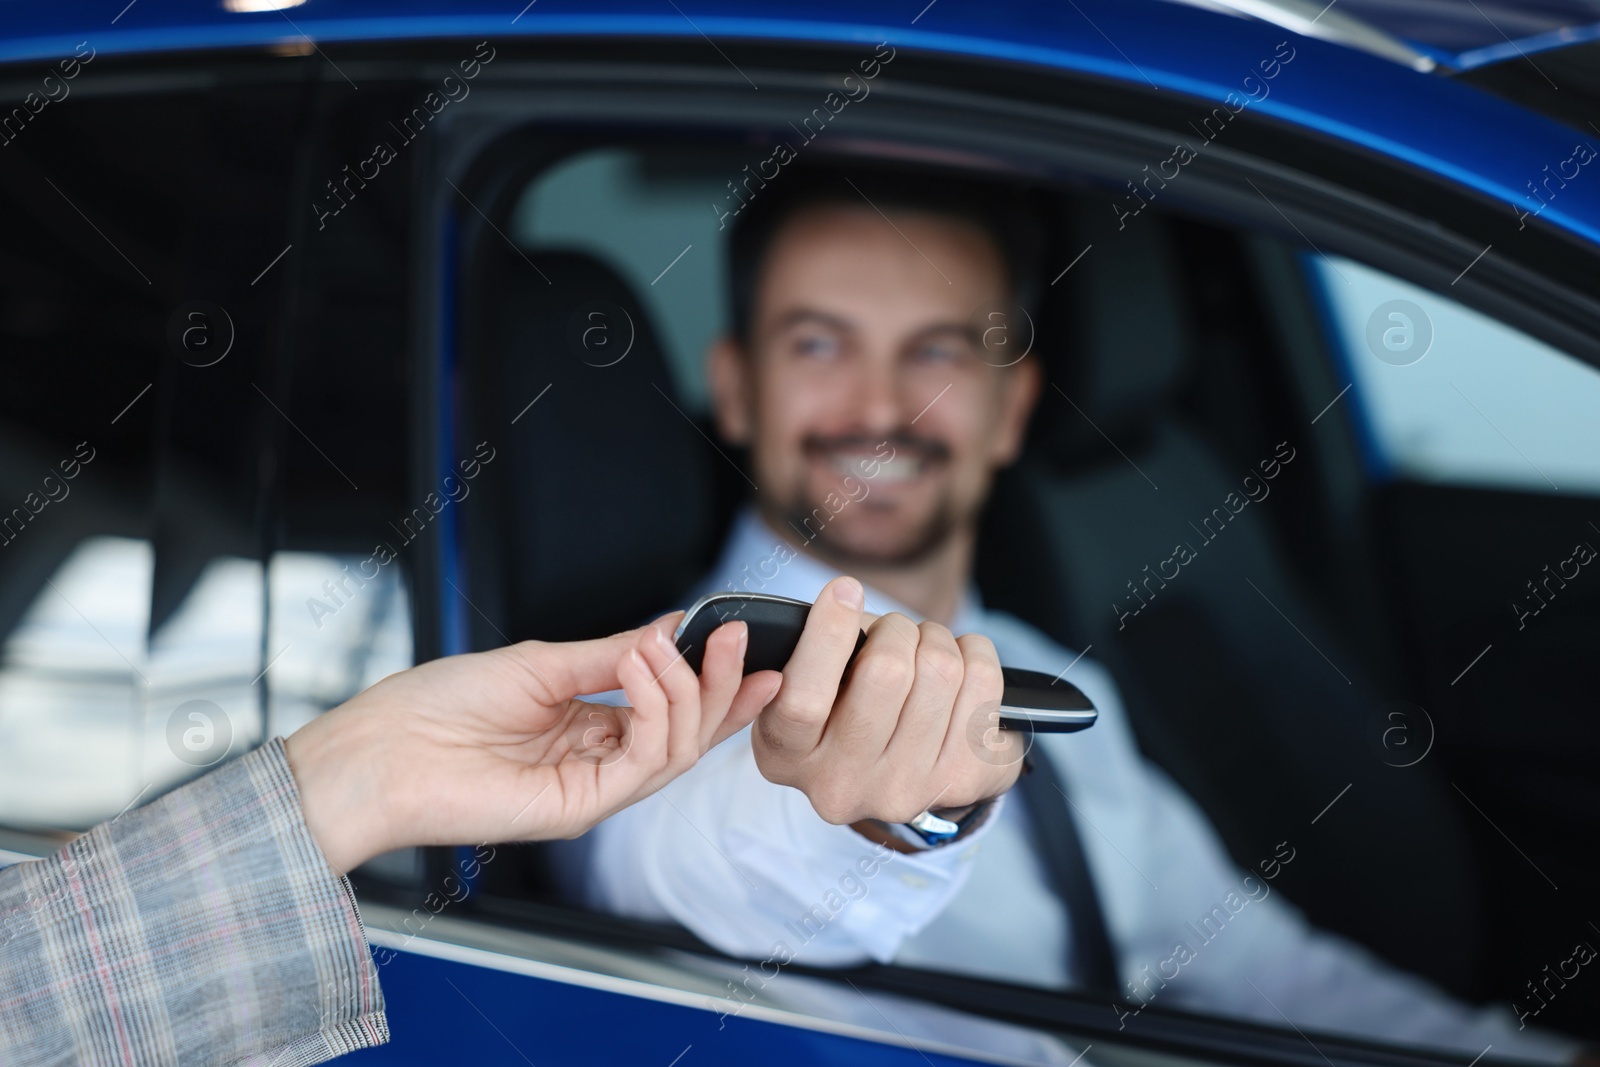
[5,0,1599,249]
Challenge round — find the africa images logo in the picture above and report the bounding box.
[1364,299,1432,367]
[165,699,232,767]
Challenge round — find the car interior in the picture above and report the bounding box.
[441,136,1600,1048]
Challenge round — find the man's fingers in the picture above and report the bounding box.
[882,620,964,769]
[714,670,782,747]
[758,576,865,755]
[938,632,1021,793]
[819,611,919,759]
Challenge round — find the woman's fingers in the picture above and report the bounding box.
[558,614,762,828]
[695,619,749,750]
[635,616,705,776]
[525,608,795,833]
[612,641,671,795]
[513,626,647,705]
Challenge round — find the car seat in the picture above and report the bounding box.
[978,203,1483,990]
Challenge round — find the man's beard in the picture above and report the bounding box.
[775,430,963,567]
[787,495,962,567]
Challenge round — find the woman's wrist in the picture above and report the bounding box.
[285,704,398,876]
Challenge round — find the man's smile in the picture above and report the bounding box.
[824,451,933,486]
[804,433,951,491]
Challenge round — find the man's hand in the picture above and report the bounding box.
[751,576,1023,833]
[286,615,782,874]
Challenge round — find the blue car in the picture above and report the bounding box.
[1,1,1598,1063]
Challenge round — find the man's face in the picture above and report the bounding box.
[710,202,1041,566]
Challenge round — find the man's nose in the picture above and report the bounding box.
[849,355,906,434]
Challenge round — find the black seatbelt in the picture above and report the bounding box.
[1016,750,1121,996]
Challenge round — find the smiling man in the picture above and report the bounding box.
[710,182,1040,627]
[567,168,1581,1064]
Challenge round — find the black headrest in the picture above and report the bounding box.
[472,247,722,641]
[1032,201,1195,465]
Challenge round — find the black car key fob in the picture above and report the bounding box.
[673,592,1097,733]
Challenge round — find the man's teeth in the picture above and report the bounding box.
[830,455,924,482]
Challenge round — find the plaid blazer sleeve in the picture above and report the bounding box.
[0,737,389,1066]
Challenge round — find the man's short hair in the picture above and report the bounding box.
[725,164,1045,347]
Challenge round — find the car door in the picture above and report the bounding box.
[377,15,1600,1067]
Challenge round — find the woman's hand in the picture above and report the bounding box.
[285,614,780,874]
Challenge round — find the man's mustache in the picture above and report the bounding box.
[801,432,950,465]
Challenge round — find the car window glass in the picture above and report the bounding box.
[0,538,157,827]
[266,551,414,740]
[0,541,413,831]
[1308,253,1600,493]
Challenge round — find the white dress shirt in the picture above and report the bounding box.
[573,509,1576,1063]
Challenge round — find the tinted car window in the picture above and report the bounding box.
[266,550,413,740]
[0,72,417,833]
[0,86,183,828]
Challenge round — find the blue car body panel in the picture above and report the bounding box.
[4,3,1600,248]
[347,940,995,1066]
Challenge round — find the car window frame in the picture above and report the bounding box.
[397,39,1600,1066]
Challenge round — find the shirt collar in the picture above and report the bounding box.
[695,506,985,632]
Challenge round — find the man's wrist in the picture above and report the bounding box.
[852,795,1000,852]
[929,802,978,823]
[851,818,923,854]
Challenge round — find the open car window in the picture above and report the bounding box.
[447,121,1600,1063]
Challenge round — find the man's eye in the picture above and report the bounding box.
[794,334,840,359]
[912,342,962,364]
